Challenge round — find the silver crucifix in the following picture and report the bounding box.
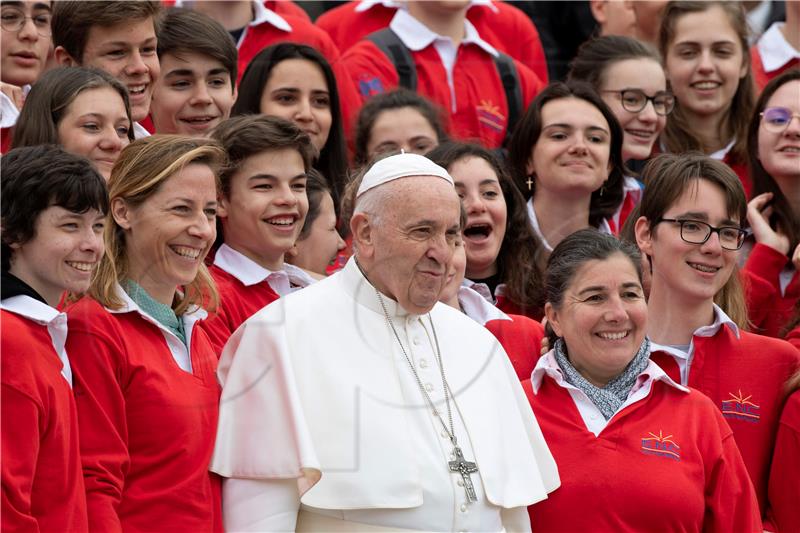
[449,445,479,502]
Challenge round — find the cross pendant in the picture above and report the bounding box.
[449,445,479,502]
[526,176,533,190]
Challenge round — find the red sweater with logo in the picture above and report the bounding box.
[1,309,88,533]
[65,297,222,533]
[315,1,548,83]
[340,39,543,149]
[200,264,281,356]
[650,327,800,520]
[522,377,761,533]
[767,389,800,533]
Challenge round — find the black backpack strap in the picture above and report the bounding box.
[366,28,418,91]
[493,52,522,146]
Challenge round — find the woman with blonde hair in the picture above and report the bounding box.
[66,135,225,532]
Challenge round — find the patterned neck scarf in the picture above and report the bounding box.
[122,280,186,345]
[553,337,651,420]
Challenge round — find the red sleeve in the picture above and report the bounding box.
[741,268,779,335]
[66,320,129,533]
[704,420,762,533]
[768,393,800,532]
[339,40,399,136]
[1,385,42,533]
[265,0,310,22]
[744,242,789,290]
[787,326,800,349]
[515,58,545,110]
[490,2,548,84]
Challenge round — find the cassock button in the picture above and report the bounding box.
[424,383,434,392]
[413,337,421,346]
[457,479,464,487]
[419,359,428,368]
[441,429,449,438]
[460,504,468,513]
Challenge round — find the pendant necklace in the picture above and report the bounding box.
[375,288,479,503]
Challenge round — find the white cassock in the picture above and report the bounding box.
[210,258,560,532]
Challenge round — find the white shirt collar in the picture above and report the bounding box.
[461,277,495,303]
[530,347,689,395]
[0,86,25,128]
[133,121,151,140]
[649,304,740,361]
[389,8,497,57]
[457,285,510,326]
[1,295,72,385]
[757,22,800,72]
[213,243,313,295]
[526,198,613,252]
[175,0,291,32]
[355,0,498,14]
[708,137,736,160]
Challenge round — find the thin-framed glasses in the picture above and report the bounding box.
[0,6,51,37]
[602,89,675,116]
[760,107,800,133]
[658,218,746,250]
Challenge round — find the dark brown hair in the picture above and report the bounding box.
[568,35,662,90]
[427,141,546,311]
[297,169,333,241]
[507,81,626,228]
[658,1,755,164]
[354,89,449,166]
[52,1,162,63]
[157,7,237,88]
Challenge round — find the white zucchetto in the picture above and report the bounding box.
[356,152,454,198]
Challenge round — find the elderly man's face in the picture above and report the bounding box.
[367,177,462,315]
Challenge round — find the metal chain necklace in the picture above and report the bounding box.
[375,288,479,502]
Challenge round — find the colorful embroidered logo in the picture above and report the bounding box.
[358,76,384,98]
[641,430,681,461]
[721,390,760,423]
[476,100,505,133]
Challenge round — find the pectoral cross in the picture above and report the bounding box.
[449,445,479,502]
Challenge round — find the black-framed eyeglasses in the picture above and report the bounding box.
[658,218,746,250]
[760,107,800,133]
[0,6,51,37]
[602,89,675,116]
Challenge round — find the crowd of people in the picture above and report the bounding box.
[1,0,799,532]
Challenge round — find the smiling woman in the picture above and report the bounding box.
[64,136,227,533]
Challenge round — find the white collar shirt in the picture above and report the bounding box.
[758,22,800,72]
[457,284,510,326]
[213,243,314,296]
[1,295,72,385]
[526,198,613,252]
[0,85,26,129]
[531,348,689,436]
[389,8,497,112]
[649,304,740,386]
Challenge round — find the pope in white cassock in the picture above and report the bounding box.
[210,153,560,532]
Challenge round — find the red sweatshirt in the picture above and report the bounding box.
[787,326,799,350]
[749,23,800,92]
[744,242,799,337]
[1,297,88,533]
[768,389,800,533]
[650,322,800,521]
[522,370,761,533]
[340,10,543,149]
[316,0,548,83]
[66,294,221,533]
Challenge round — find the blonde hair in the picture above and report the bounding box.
[713,265,749,330]
[90,135,225,314]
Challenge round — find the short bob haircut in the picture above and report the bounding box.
[544,228,642,346]
[157,7,238,89]
[507,81,626,228]
[426,141,547,311]
[637,152,749,328]
[568,35,662,91]
[12,67,134,149]
[210,114,316,198]
[91,136,226,314]
[354,88,449,166]
[2,145,109,273]
[658,1,755,165]
[747,69,800,255]
[232,43,348,205]
[52,0,162,63]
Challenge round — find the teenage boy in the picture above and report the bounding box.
[201,115,317,355]
[1,145,108,532]
[51,0,161,138]
[1,0,52,152]
[150,8,237,136]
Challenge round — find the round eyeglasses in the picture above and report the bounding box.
[760,107,800,133]
[658,218,746,250]
[602,89,675,116]
[0,7,51,37]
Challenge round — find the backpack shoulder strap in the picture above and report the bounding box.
[366,28,418,91]
[493,52,522,145]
